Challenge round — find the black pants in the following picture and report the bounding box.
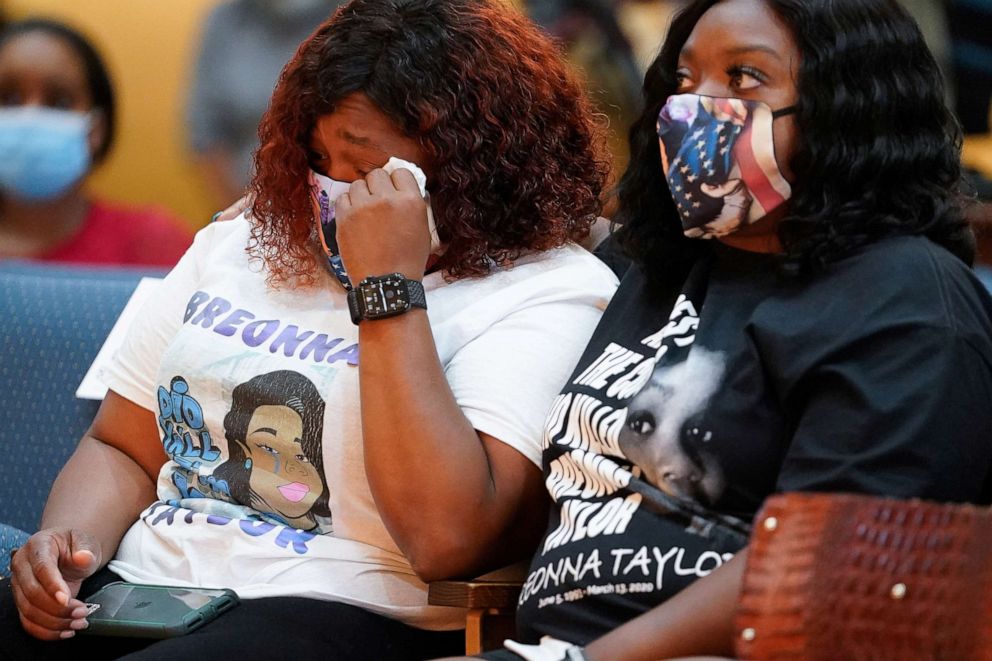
[0,568,463,660]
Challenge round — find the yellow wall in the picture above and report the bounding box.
[5,0,225,229]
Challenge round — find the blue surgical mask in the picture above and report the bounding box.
[0,106,92,202]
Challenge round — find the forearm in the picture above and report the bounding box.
[337,170,547,577]
[583,548,747,661]
[359,309,531,577]
[40,434,159,567]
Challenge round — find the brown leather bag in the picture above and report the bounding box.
[734,492,992,660]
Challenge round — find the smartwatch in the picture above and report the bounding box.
[347,273,427,324]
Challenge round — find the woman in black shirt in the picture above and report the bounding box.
[463,0,992,659]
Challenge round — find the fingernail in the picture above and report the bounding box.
[69,619,89,631]
[54,591,69,606]
[70,606,88,619]
[59,630,75,639]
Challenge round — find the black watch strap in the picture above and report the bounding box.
[347,274,427,324]
[347,289,362,324]
[406,279,427,310]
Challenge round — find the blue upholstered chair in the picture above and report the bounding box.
[0,524,30,578]
[0,261,160,576]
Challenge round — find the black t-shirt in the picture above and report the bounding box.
[515,235,992,645]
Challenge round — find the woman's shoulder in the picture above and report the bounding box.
[513,242,621,284]
[435,243,619,302]
[188,211,255,255]
[756,236,992,365]
[156,212,261,285]
[832,234,972,279]
[812,236,992,331]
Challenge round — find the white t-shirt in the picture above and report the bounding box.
[102,215,618,630]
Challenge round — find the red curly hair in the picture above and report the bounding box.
[248,0,609,284]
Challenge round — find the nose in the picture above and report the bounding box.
[286,459,310,477]
[660,462,702,497]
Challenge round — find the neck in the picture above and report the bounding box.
[0,188,90,258]
[715,231,783,254]
[714,207,787,254]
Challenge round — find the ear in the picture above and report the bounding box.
[87,109,108,163]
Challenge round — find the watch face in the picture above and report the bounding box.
[361,275,411,318]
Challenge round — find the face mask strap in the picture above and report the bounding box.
[772,105,799,120]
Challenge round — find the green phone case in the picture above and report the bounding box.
[81,581,239,639]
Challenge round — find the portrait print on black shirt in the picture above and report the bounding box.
[516,237,992,646]
[517,258,758,645]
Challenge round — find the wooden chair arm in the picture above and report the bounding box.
[428,579,523,654]
[427,579,522,610]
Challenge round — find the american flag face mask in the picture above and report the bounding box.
[657,93,796,239]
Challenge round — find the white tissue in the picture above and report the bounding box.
[382,157,441,254]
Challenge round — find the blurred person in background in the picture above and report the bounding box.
[897,0,953,90]
[524,0,644,178]
[187,0,341,208]
[946,1,992,287]
[949,0,992,136]
[0,19,192,267]
[897,1,992,288]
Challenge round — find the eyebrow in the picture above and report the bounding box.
[680,43,784,62]
[252,427,277,435]
[340,128,383,151]
[725,44,783,60]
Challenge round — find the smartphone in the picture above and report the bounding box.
[80,581,239,639]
